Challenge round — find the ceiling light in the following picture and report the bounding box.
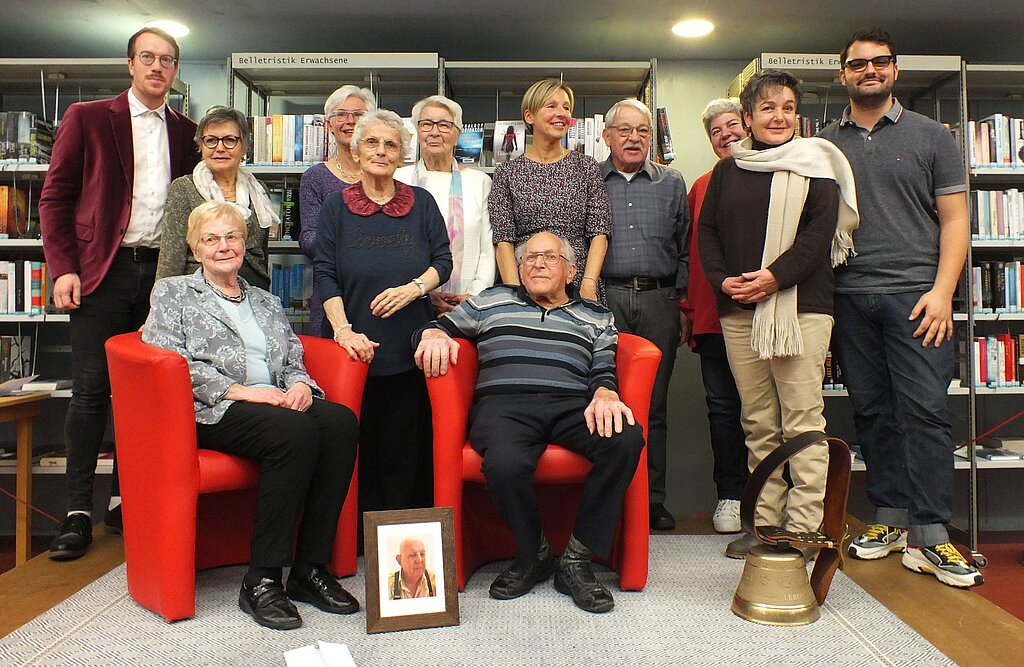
[672,19,714,38]
[144,20,190,38]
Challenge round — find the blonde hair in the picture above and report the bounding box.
[186,201,248,251]
[521,79,575,131]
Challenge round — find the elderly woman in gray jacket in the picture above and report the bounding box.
[142,201,359,632]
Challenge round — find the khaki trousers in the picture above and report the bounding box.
[719,310,832,533]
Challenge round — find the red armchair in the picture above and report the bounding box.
[105,332,367,622]
[426,332,660,591]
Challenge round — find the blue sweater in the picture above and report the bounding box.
[418,284,619,398]
[314,186,452,376]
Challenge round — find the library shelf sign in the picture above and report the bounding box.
[231,53,439,69]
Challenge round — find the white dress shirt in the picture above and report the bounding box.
[123,88,171,248]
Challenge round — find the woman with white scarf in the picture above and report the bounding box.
[698,69,859,560]
[396,95,494,314]
[157,106,279,289]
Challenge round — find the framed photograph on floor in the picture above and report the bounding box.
[363,507,459,633]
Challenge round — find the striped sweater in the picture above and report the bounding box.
[418,285,619,398]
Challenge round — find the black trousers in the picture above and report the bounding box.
[66,252,156,511]
[359,368,434,511]
[195,398,358,568]
[468,394,645,567]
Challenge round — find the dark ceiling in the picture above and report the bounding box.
[2,1,1023,64]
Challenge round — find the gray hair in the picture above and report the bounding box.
[195,106,250,151]
[323,85,377,116]
[605,99,653,127]
[350,109,411,156]
[514,232,577,266]
[411,95,463,132]
[700,97,743,136]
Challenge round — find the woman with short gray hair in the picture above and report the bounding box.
[299,85,377,334]
[157,105,278,289]
[397,95,494,315]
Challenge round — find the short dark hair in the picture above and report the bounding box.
[839,28,896,66]
[739,69,802,118]
[127,27,180,64]
[195,106,251,152]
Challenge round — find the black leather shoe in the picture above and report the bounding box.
[554,558,614,613]
[649,502,676,531]
[489,551,556,600]
[286,568,359,615]
[48,513,92,561]
[239,579,302,630]
[104,505,123,536]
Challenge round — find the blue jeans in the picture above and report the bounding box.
[832,291,955,547]
[694,334,748,500]
[65,252,155,511]
[605,283,679,504]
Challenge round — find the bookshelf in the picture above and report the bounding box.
[440,59,657,169]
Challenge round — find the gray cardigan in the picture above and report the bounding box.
[142,270,322,424]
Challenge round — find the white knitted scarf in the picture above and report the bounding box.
[192,162,281,229]
[731,136,859,359]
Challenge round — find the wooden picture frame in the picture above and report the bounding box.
[363,507,459,634]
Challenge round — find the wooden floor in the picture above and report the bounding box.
[2,517,1023,666]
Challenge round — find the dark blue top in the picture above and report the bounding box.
[314,186,452,376]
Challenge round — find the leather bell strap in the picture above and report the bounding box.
[740,430,852,605]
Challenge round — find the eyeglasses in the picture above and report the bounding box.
[329,110,366,122]
[844,55,896,72]
[135,51,177,68]
[361,137,402,153]
[522,252,568,266]
[609,125,652,139]
[417,119,456,133]
[199,232,244,247]
[201,135,241,150]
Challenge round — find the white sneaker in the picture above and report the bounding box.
[713,499,741,533]
[902,543,984,588]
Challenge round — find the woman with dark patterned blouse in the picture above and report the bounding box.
[489,79,612,303]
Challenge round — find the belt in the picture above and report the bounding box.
[118,246,160,262]
[605,276,672,291]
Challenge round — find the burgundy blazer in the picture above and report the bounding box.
[39,90,200,296]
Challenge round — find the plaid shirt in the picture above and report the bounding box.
[600,159,690,292]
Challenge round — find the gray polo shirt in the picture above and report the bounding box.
[600,159,690,291]
[817,99,966,293]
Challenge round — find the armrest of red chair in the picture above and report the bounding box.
[425,338,479,478]
[297,335,369,414]
[614,333,662,437]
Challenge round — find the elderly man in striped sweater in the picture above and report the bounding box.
[414,230,645,614]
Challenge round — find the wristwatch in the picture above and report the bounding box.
[412,278,427,298]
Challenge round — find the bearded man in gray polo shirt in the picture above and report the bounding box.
[818,27,982,588]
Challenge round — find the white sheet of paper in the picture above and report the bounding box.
[317,641,356,667]
[283,644,326,667]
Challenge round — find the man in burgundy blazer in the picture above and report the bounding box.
[39,26,199,560]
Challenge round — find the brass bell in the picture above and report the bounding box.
[732,543,820,626]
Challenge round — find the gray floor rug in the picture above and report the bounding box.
[0,535,954,666]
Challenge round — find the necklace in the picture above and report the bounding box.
[335,160,361,183]
[365,186,395,205]
[203,272,246,303]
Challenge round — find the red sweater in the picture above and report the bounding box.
[680,171,721,346]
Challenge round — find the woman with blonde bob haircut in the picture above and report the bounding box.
[396,95,494,314]
[489,78,612,303]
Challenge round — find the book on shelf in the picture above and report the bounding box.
[454,123,485,165]
[968,115,1024,167]
[492,121,526,165]
[954,443,1024,461]
[970,334,1020,387]
[281,187,299,241]
[972,259,1023,313]
[0,260,47,314]
[655,107,676,164]
[0,111,52,164]
[821,348,844,390]
[971,188,1023,240]
[246,114,329,167]
[0,185,30,239]
[19,377,72,391]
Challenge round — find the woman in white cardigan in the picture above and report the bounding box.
[396,95,494,314]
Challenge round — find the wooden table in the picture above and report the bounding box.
[1,392,49,565]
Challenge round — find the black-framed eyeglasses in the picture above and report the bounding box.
[361,137,402,153]
[328,110,366,122]
[417,119,456,133]
[135,51,177,68]
[522,252,568,266]
[844,55,896,72]
[201,135,241,150]
[608,125,652,139]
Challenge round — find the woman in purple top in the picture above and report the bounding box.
[489,78,612,303]
[299,85,376,334]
